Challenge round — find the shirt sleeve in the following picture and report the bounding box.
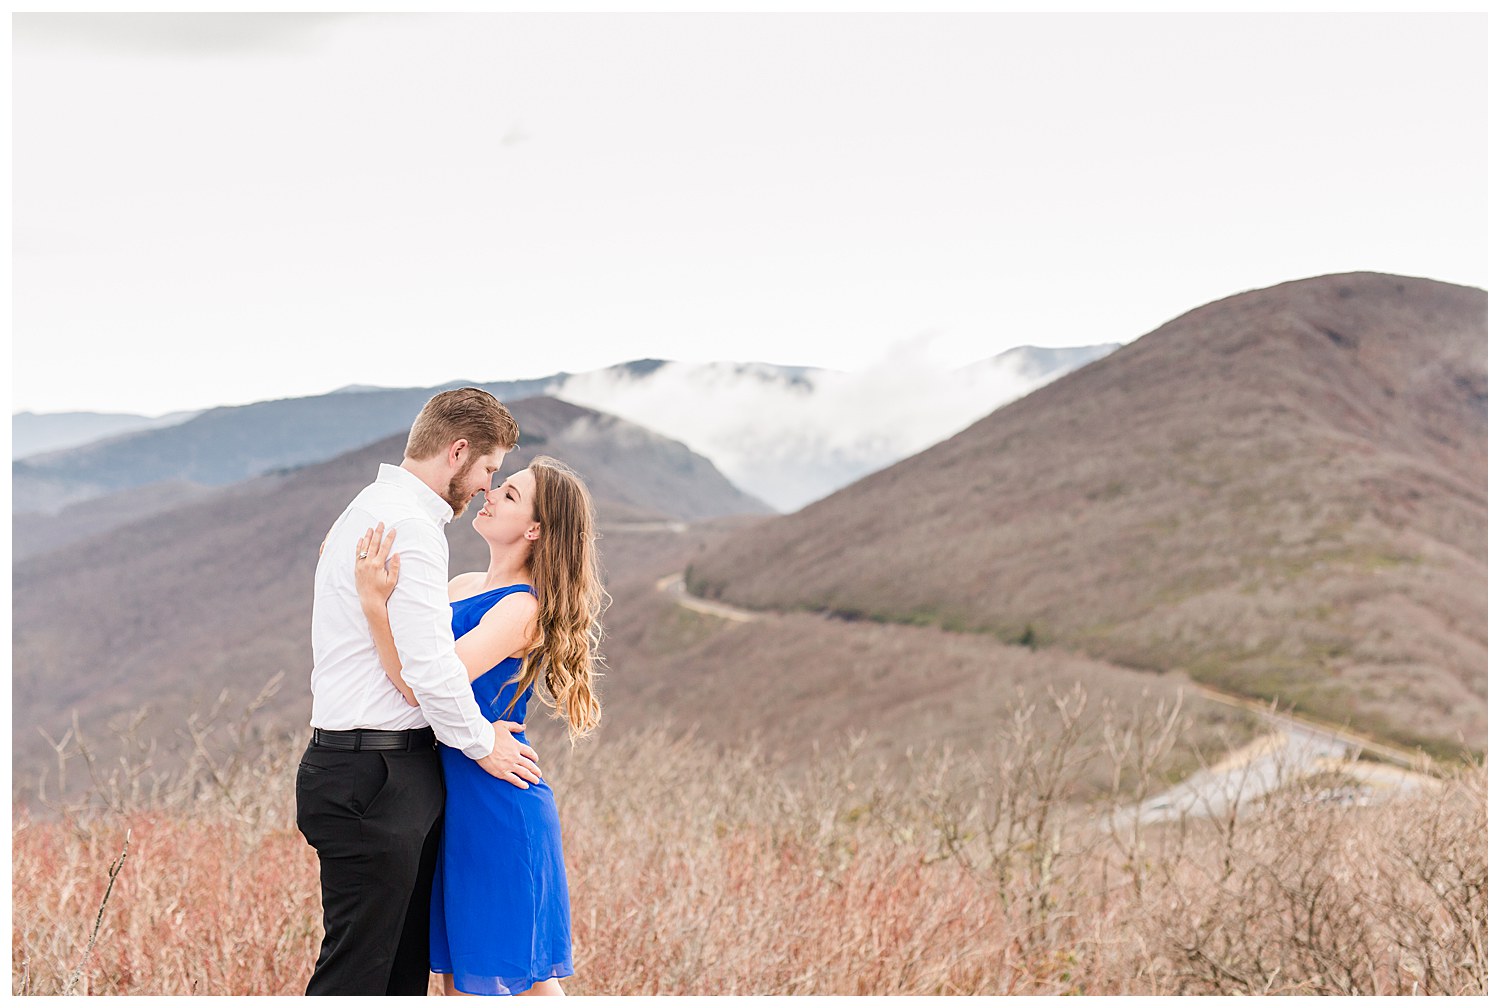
[384,518,497,759]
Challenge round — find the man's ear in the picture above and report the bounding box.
[448,438,470,468]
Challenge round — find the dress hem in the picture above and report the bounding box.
[431,965,574,996]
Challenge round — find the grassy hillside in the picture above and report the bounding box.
[688,274,1487,755]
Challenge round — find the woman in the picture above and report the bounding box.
[353,454,606,996]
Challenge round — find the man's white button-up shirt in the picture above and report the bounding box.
[309,463,497,760]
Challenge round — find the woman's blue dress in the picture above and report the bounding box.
[431,584,573,996]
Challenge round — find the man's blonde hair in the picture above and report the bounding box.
[405,387,519,461]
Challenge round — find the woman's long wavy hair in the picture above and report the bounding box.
[500,456,608,741]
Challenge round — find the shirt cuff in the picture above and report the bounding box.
[459,720,498,761]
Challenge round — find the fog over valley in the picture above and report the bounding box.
[548,342,1119,511]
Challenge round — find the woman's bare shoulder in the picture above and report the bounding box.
[480,589,538,659]
[487,586,539,618]
[475,586,539,633]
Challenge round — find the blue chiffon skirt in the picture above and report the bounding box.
[432,585,573,995]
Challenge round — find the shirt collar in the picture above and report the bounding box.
[377,463,455,525]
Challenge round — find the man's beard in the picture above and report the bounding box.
[442,459,480,518]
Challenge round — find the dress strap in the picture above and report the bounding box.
[496,583,535,598]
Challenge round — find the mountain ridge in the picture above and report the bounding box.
[13,408,202,459]
[11,395,767,789]
[13,345,1117,514]
[686,272,1486,754]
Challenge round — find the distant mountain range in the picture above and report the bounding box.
[13,344,1116,515]
[13,409,201,459]
[13,396,766,563]
[12,377,562,514]
[687,273,1487,756]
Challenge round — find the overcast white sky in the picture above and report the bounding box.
[11,12,1488,416]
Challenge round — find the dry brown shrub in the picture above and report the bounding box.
[10,682,1487,995]
[1121,760,1487,995]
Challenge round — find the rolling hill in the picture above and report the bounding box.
[12,395,768,562]
[686,273,1487,755]
[12,409,201,459]
[13,481,219,562]
[10,396,764,792]
[12,377,563,514]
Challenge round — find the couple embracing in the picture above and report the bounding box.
[295,388,605,996]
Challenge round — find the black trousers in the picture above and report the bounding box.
[295,740,445,995]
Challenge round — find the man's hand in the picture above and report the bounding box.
[475,720,541,788]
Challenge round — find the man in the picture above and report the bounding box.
[296,387,540,995]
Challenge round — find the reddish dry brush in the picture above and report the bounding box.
[13,785,322,995]
[1136,765,1488,996]
[567,819,1016,995]
[11,696,1488,996]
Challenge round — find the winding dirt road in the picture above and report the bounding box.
[653,569,1444,818]
[655,572,759,623]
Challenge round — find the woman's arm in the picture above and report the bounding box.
[355,524,418,707]
[356,522,538,686]
[454,591,539,682]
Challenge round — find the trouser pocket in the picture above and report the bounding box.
[296,747,392,842]
[349,753,390,818]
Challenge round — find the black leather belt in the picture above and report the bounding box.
[311,727,436,752]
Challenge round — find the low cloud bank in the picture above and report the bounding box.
[550,340,1117,511]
